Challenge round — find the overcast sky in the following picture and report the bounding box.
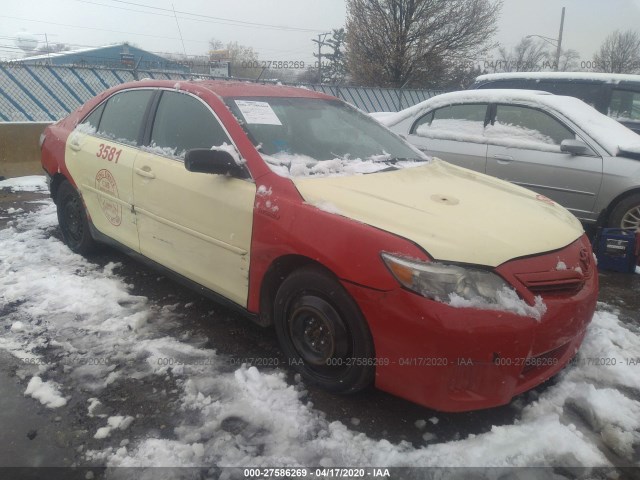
[1,0,639,64]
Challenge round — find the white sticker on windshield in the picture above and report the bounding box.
[235,100,282,126]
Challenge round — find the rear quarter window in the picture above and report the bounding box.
[97,89,154,146]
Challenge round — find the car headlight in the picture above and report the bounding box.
[381,253,511,304]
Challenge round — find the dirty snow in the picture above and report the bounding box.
[1,198,640,470]
[0,175,47,192]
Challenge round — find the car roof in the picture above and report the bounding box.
[122,79,335,99]
[475,71,640,85]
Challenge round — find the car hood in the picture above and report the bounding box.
[293,159,584,267]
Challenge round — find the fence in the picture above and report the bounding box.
[0,64,441,122]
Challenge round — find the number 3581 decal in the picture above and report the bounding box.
[96,143,122,163]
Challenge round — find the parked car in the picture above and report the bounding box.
[470,72,640,134]
[41,80,597,412]
[383,89,640,230]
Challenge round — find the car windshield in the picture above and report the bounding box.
[225,96,428,177]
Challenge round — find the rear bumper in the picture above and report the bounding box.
[344,235,598,412]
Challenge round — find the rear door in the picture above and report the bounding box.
[65,89,154,251]
[485,104,603,219]
[133,90,255,307]
[406,103,489,173]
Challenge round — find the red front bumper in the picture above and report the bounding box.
[344,235,598,412]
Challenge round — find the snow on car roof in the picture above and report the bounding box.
[475,71,640,84]
[382,89,640,157]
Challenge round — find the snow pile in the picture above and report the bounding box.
[414,119,560,153]
[141,144,181,159]
[448,287,547,321]
[1,200,639,470]
[211,142,245,166]
[0,175,47,192]
[306,200,341,215]
[263,152,427,178]
[94,416,135,439]
[24,376,67,409]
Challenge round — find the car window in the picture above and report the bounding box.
[609,89,640,121]
[80,102,105,133]
[412,104,488,141]
[486,104,574,150]
[97,89,153,146]
[149,91,231,159]
[537,82,602,108]
[225,97,423,177]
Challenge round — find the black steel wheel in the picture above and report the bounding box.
[56,181,97,254]
[274,265,375,394]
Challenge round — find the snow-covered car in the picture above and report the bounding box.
[41,80,598,412]
[382,89,640,229]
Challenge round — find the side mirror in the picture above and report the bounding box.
[560,139,592,156]
[184,148,249,178]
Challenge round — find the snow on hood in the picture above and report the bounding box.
[382,89,640,158]
[293,159,584,267]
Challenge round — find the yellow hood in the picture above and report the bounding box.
[293,159,583,267]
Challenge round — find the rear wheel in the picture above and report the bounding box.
[274,266,375,394]
[56,181,97,255]
[608,194,640,230]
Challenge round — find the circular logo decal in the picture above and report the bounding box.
[95,169,122,226]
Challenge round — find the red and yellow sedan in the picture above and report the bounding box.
[41,80,598,412]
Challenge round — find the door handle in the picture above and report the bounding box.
[492,154,514,164]
[135,166,156,179]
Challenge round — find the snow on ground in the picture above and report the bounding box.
[24,376,67,408]
[0,175,47,192]
[1,200,639,472]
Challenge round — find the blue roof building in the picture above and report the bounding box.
[16,43,189,72]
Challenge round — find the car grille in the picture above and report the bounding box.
[515,270,585,296]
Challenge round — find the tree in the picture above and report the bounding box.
[345,0,502,88]
[209,39,262,79]
[491,37,551,72]
[557,49,580,72]
[593,30,640,74]
[323,28,348,84]
[34,42,70,55]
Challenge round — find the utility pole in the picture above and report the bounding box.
[312,33,331,84]
[554,7,565,71]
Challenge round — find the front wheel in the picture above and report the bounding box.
[608,194,640,230]
[274,266,375,394]
[56,181,97,255]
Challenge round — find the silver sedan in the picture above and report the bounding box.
[382,90,640,230]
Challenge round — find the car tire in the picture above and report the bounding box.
[608,194,640,230]
[274,265,375,394]
[56,181,97,255]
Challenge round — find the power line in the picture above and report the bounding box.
[97,0,325,32]
[0,14,208,44]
